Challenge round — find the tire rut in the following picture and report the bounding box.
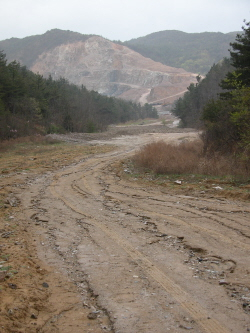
[46,152,250,333]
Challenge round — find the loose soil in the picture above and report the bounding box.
[0,123,250,333]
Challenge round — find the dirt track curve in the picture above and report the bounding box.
[18,130,250,333]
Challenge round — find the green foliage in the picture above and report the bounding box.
[220,21,250,92]
[63,114,74,132]
[202,99,238,153]
[0,51,156,140]
[172,58,233,127]
[202,21,250,161]
[86,121,96,133]
[123,30,238,74]
[229,87,250,152]
[47,123,63,134]
[229,21,250,86]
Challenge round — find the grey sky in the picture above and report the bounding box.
[0,0,249,41]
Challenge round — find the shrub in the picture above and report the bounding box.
[133,140,250,180]
[133,140,203,174]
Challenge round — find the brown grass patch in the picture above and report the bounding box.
[133,140,202,175]
[0,136,114,176]
[0,135,61,152]
[133,139,250,181]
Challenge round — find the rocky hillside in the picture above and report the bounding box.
[0,29,93,68]
[0,30,197,105]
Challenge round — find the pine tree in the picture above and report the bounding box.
[202,21,250,156]
[221,21,250,90]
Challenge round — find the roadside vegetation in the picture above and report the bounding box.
[172,58,233,127]
[132,21,250,195]
[133,139,249,180]
[127,138,250,201]
[173,21,250,163]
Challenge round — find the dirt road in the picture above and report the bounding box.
[2,127,250,332]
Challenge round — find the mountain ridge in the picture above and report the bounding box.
[0,28,236,104]
[122,29,239,73]
[0,28,239,73]
[29,35,196,104]
[0,29,95,67]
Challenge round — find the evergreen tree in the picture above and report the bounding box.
[221,21,250,90]
[202,21,250,157]
[172,58,232,128]
[0,51,158,140]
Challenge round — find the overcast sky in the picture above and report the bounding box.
[0,0,249,42]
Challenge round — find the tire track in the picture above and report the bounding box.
[49,157,232,333]
[75,156,250,251]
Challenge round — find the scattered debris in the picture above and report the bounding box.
[179,324,193,330]
[213,186,223,190]
[5,197,20,207]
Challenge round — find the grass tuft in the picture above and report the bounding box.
[133,140,250,181]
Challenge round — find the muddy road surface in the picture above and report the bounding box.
[5,128,250,332]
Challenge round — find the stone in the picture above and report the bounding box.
[219,280,229,285]
[87,312,98,320]
[213,186,223,190]
[8,283,17,289]
[179,325,193,330]
[36,216,49,222]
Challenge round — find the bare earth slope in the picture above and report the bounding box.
[30,36,197,103]
[1,126,250,332]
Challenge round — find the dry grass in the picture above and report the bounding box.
[133,139,250,181]
[0,135,60,153]
[0,135,114,176]
[117,139,250,201]
[133,140,202,175]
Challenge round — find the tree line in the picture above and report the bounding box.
[0,52,158,140]
[173,21,250,161]
[172,58,233,127]
[122,30,237,74]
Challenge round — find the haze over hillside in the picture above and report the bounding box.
[0,29,94,68]
[0,29,197,105]
[122,30,238,74]
[0,28,238,105]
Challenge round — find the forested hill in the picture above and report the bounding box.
[0,29,94,68]
[0,52,157,140]
[0,29,238,76]
[0,29,197,104]
[172,58,233,128]
[122,30,238,74]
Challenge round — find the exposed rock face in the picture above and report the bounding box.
[31,36,197,104]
